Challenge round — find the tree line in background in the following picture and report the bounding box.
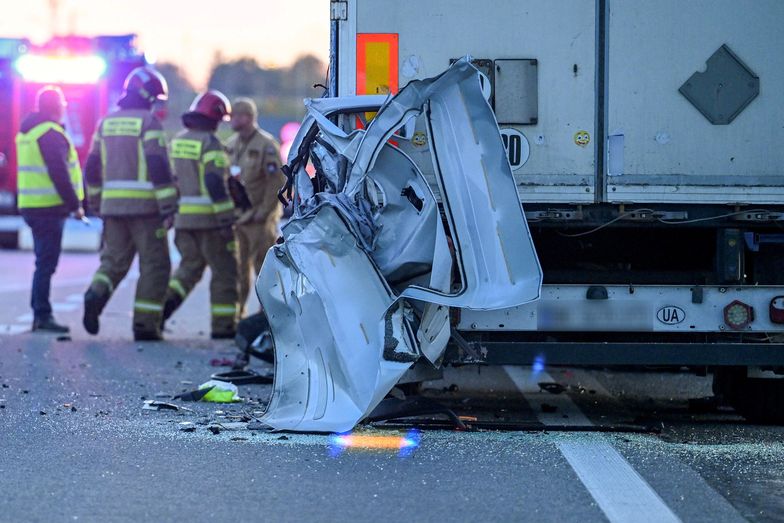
[156,54,327,138]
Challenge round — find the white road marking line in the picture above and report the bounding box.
[0,324,28,335]
[559,440,680,523]
[14,303,78,323]
[66,293,83,303]
[53,302,78,312]
[504,366,681,523]
[0,276,92,294]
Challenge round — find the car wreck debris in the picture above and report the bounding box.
[257,58,542,432]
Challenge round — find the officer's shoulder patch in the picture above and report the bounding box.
[266,162,278,174]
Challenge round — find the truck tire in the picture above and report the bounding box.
[713,367,784,424]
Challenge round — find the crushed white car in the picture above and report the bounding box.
[256,58,542,432]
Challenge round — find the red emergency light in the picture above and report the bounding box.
[14,54,107,84]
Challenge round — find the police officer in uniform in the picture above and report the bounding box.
[15,86,85,332]
[82,67,178,340]
[161,91,239,338]
[224,98,284,316]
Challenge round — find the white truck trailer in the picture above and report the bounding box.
[325,0,784,422]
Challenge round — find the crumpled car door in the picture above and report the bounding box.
[258,206,418,432]
[344,59,542,309]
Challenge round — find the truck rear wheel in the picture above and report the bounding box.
[713,367,784,424]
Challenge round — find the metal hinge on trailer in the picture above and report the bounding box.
[618,209,688,222]
[330,1,348,20]
[623,210,689,222]
[732,211,784,223]
[525,209,584,221]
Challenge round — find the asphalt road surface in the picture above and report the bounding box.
[1,249,783,522]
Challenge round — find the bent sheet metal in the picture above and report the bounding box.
[257,58,542,432]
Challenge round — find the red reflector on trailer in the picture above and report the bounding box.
[723,300,753,330]
[769,296,784,324]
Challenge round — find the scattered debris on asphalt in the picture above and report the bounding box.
[210,369,272,386]
[539,382,567,395]
[142,400,186,412]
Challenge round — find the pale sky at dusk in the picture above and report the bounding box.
[0,0,330,88]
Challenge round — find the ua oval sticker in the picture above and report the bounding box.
[657,306,685,325]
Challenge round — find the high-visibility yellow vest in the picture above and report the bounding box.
[15,121,84,209]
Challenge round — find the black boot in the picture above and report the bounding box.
[32,316,69,333]
[160,293,183,330]
[134,329,163,341]
[83,289,108,336]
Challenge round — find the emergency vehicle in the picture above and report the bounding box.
[0,34,147,214]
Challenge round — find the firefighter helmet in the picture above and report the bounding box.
[187,91,231,122]
[122,67,169,104]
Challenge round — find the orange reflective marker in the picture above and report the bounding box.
[356,33,399,96]
[356,33,399,124]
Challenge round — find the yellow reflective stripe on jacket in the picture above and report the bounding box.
[15,121,84,209]
[102,189,156,200]
[178,196,213,215]
[143,129,166,148]
[92,272,114,293]
[211,304,237,317]
[155,186,177,200]
[168,279,187,298]
[202,150,228,168]
[102,117,143,137]
[171,139,202,161]
[134,300,163,312]
[143,130,165,141]
[102,180,156,200]
[212,200,234,213]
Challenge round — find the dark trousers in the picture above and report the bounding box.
[23,215,65,319]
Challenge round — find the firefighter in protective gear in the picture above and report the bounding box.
[16,86,85,333]
[82,67,178,341]
[161,91,240,338]
[224,98,285,316]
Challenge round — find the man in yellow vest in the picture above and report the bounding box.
[15,86,85,333]
[224,98,285,316]
[82,67,178,341]
[161,91,239,338]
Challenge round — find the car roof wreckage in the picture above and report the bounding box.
[256,58,542,432]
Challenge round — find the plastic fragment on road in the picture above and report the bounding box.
[174,380,243,403]
[142,400,187,411]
